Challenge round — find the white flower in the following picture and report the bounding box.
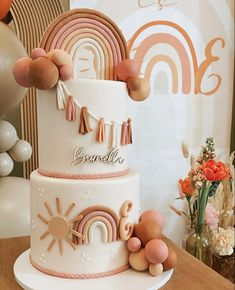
[212,227,235,256]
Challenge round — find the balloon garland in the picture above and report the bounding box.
[0,120,32,177]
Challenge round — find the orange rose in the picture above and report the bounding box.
[203,160,230,181]
[179,177,194,197]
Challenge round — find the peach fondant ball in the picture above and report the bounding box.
[117,59,139,82]
[28,57,59,90]
[129,249,149,271]
[134,219,162,246]
[47,49,73,66]
[162,246,177,271]
[13,57,32,88]
[127,77,150,101]
[145,239,168,264]
[31,48,46,60]
[127,237,142,253]
[149,263,163,276]
[140,210,165,229]
[59,65,73,81]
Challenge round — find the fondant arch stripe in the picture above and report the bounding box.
[83,217,113,244]
[75,210,119,245]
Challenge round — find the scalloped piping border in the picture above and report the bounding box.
[37,168,129,179]
[30,256,129,279]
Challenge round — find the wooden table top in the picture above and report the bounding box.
[0,236,234,290]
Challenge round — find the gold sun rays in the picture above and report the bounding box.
[37,198,84,255]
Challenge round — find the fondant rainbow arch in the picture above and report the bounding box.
[40,9,129,80]
[73,206,119,245]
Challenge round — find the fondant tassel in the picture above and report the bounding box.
[121,121,128,146]
[96,118,106,143]
[65,95,76,121]
[79,107,92,135]
[56,81,66,109]
[127,118,133,144]
[110,121,118,148]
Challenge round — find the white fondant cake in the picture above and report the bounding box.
[37,79,129,177]
[30,79,140,278]
[30,170,139,277]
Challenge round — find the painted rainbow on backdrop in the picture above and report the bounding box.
[73,206,119,245]
[40,9,129,80]
[128,21,224,95]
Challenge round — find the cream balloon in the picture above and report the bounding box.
[9,139,32,162]
[0,120,18,152]
[0,152,14,177]
[0,177,30,238]
[0,22,28,118]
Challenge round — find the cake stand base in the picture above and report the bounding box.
[14,249,173,290]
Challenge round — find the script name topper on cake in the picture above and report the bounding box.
[71,146,125,167]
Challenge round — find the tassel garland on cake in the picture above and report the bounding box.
[96,118,106,143]
[110,121,118,148]
[65,95,76,121]
[56,81,66,109]
[127,118,132,144]
[121,121,128,145]
[79,107,92,135]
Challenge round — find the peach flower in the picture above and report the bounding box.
[203,160,230,181]
[178,177,194,197]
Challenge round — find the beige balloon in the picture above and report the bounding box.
[0,22,28,118]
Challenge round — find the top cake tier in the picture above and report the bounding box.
[37,79,130,179]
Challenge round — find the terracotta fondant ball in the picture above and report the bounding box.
[134,219,162,246]
[31,48,47,60]
[0,120,18,152]
[127,77,150,101]
[59,64,73,81]
[127,237,142,253]
[145,239,169,264]
[140,210,165,229]
[0,152,14,177]
[129,249,149,271]
[117,59,139,82]
[162,246,177,271]
[8,140,32,163]
[28,57,59,90]
[47,49,73,67]
[149,263,163,276]
[13,57,32,88]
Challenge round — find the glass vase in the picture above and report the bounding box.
[186,224,212,267]
[212,250,235,283]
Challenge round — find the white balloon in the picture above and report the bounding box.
[0,152,14,177]
[0,22,28,118]
[0,120,18,152]
[9,139,32,162]
[0,177,30,238]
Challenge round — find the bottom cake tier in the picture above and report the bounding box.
[30,170,140,278]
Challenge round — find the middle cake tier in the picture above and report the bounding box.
[37,79,130,178]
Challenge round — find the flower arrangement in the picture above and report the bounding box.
[170,138,234,266]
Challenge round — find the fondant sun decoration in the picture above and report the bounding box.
[38,197,84,255]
